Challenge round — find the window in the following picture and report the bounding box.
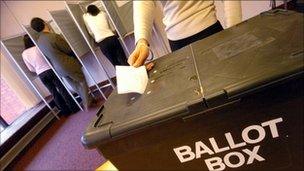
[0,78,27,131]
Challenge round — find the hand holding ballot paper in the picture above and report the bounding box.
[116,54,154,94]
[116,65,149,94]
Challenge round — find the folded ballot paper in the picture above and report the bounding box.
[116,66,148,94]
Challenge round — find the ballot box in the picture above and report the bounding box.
[82,10,303,170]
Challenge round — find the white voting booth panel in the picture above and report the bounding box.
[102,1,133,37]
[49,10,90,58]
[68,1,97,49]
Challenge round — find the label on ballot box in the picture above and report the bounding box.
[173,117,288,170]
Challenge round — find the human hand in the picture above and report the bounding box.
[128,39,150,67]
[145,62,154,71]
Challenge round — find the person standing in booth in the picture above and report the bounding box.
[128,1,242,68]
[22,35,79,116]
[30,17,100,111]
[83,4,128,66]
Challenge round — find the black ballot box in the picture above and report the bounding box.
[82,10,304,171]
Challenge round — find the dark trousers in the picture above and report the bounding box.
[39,70,79,114]
[98,35,128,66]
[169,21,223,52]
[64,71,92,110]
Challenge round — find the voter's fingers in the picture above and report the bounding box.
[145,62,154,71]
[133,46,149,67]
[128,49,139,66]
[128,43,149,67]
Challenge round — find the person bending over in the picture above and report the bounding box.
[129,1,242,67]
[30,17,99,111]
[22,35,79,115]
[83,4,128,66]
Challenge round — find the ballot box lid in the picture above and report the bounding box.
[82,10,304,148]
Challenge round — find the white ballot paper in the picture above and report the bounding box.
[116,66,148,94]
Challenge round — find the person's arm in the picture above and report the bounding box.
[223,1,242,28]
[83,14,95,38]
[133,1,156,44]
[128,1,156,67]
[22,53,35,72]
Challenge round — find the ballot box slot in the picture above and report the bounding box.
[290,50,304,59]
[260,9,293,16]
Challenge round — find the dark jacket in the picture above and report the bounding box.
[37,32,83,79]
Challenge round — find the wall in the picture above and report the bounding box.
[4,1,65,26]
[0,1,23,40]
[1,1,65,39]
[0,77,26,124]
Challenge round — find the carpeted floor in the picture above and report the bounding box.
[11,106,106,170]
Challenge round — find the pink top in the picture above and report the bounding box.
[22,46,51,75]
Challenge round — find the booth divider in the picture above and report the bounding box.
[48,9,107,100]
[100,0,132,55]
[22,25,83,111]
[64,2,115,89]
[1,37,60,119]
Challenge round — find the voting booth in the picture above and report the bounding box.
[82,10,304,170]
[22,25,83,110]
[48,9,112,100]
[1,34,60,119]
[64,1,115,89]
